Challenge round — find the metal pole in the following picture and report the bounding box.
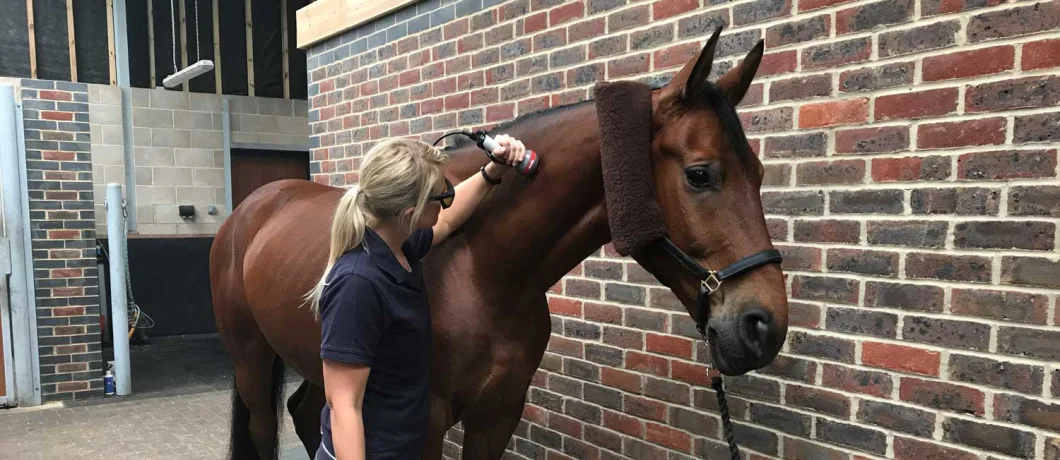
[105,184,131,395]
[1,84,41,406]
[113,0,137,231]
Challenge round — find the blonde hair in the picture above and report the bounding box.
[305,138,447,317]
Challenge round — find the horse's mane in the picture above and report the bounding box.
[441,78,754,170]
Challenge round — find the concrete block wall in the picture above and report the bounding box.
[20,80,102,402]
[88,86,310,236]
[305,0,1060,459]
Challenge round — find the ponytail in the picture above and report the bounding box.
[305,186,370,318]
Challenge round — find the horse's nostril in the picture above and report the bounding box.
[739,309,773,358]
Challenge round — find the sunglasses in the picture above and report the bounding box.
[427,177,455,209]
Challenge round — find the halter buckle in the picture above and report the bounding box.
[701,271,722,294]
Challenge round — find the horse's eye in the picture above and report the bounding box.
[685,165,716,189]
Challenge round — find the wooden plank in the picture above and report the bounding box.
[67,0,77,81]
[148,0,155,87]
[295,0,418,50]
[26,0,36,78]
[281,0,290,99]
[178,0,187,91]
[244,0,254,96]
[107,0,116,85]
[212,0,221,93]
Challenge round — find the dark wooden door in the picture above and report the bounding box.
[231,149,310,209]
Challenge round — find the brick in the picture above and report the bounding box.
[650,0,696,20]
[740,107,793,133]
[790,331,855,363]
[784,438,847,460]
[907,252,991,283]
[894,437,980,460]
[836,0,912,34]
[567,19,605,45]
[793,219,858,244]
[943,418,1035,458]
[798,98,867,128]
[953,288,1048,324]
[769,75,832,102]
[967,76,1060,113]
[830,189,904,214]
[911,187,999,215]
[788,302,821,328]
[625,351,669,377]
[1023,38,1060,70]
[918,118,1006,149]
[733,0,790,26]
[996,394,1060,432]
[879,20,959,57]
[967,1,1060,43]
[756,355,816,384]
[757,50,798,76]
[630,24,673,52]
[549,1,583,26]
[871,156,950,182]
[802,38,870,70]
[607,5,649,32]
[766,15,829,47]
[948,354,1044,395]
[607,54,649,78]
[1002,256,1060,289]
[762,132,826,158]
[785,384,850,417]
[875,88,958,120]
[750,403,810,437]
[644,376,691,405]
[867,221,946,248]
[923,46,1015,82]
[762,191,824,216]
[997,326,1060,361]
[858,399,935,437]
[826,249,898,277]
[588,35,626,59]
[800,0,853,10]
[501,39,531,62]
[624,394,666,421]
[729,423,779,456]
[822,363,892,397]
[954,221,1054,251]
[1011,185,1060,218]
[818,419,887,455]
[723,375,781,402]
[922,0,1002,16]
[863,341,939,376]
[839,62,914,92]
[533,30,567,52]
[1015,112,1060,145]
[791,275,858,304]
[904,316,991,351]
[795,160,864,185]
[776,245,821,271]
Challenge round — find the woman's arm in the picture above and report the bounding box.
[323,359,371,460]
[432,134,526,245]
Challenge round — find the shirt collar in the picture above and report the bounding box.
[363,227,417,286]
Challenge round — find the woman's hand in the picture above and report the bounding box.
[488,134,526,168]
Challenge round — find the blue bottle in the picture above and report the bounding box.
[104,368,115,396]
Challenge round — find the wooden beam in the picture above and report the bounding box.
[179,0,188,91]
[107,0,117,85]
[26,0,36,79]
[281,0,290,99]
[245,0,254,96]
[212,0,221,94]
[67,0,77,82]
[296,0,417,50]
[148,0,156,87]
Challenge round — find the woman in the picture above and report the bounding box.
[306,134,526,460]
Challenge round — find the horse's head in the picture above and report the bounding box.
[635,28,787,376]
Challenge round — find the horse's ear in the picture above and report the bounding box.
[716,39,764,105]
[666,26,722,99]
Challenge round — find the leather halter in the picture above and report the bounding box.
[655,238,782,336]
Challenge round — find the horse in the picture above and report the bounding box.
[209,26,788,460]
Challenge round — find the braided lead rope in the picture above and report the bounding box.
[711,375,740,460]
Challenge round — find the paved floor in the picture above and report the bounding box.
[0,335,309,460]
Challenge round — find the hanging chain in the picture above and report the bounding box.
[170,0,177,73]
[120,200,135,306]
[194,0,200,62]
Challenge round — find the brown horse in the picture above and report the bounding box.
[210,27,787,460]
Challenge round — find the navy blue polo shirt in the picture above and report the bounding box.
[317,226,434,460]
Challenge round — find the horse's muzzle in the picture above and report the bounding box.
[708,306,783,376]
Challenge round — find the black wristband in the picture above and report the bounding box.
[480,165,502,185]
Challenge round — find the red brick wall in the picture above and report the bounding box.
[305,0,1060,458]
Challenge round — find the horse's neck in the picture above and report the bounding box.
[450,104,610,292]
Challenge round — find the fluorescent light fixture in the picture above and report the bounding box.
[162,60,215,88]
